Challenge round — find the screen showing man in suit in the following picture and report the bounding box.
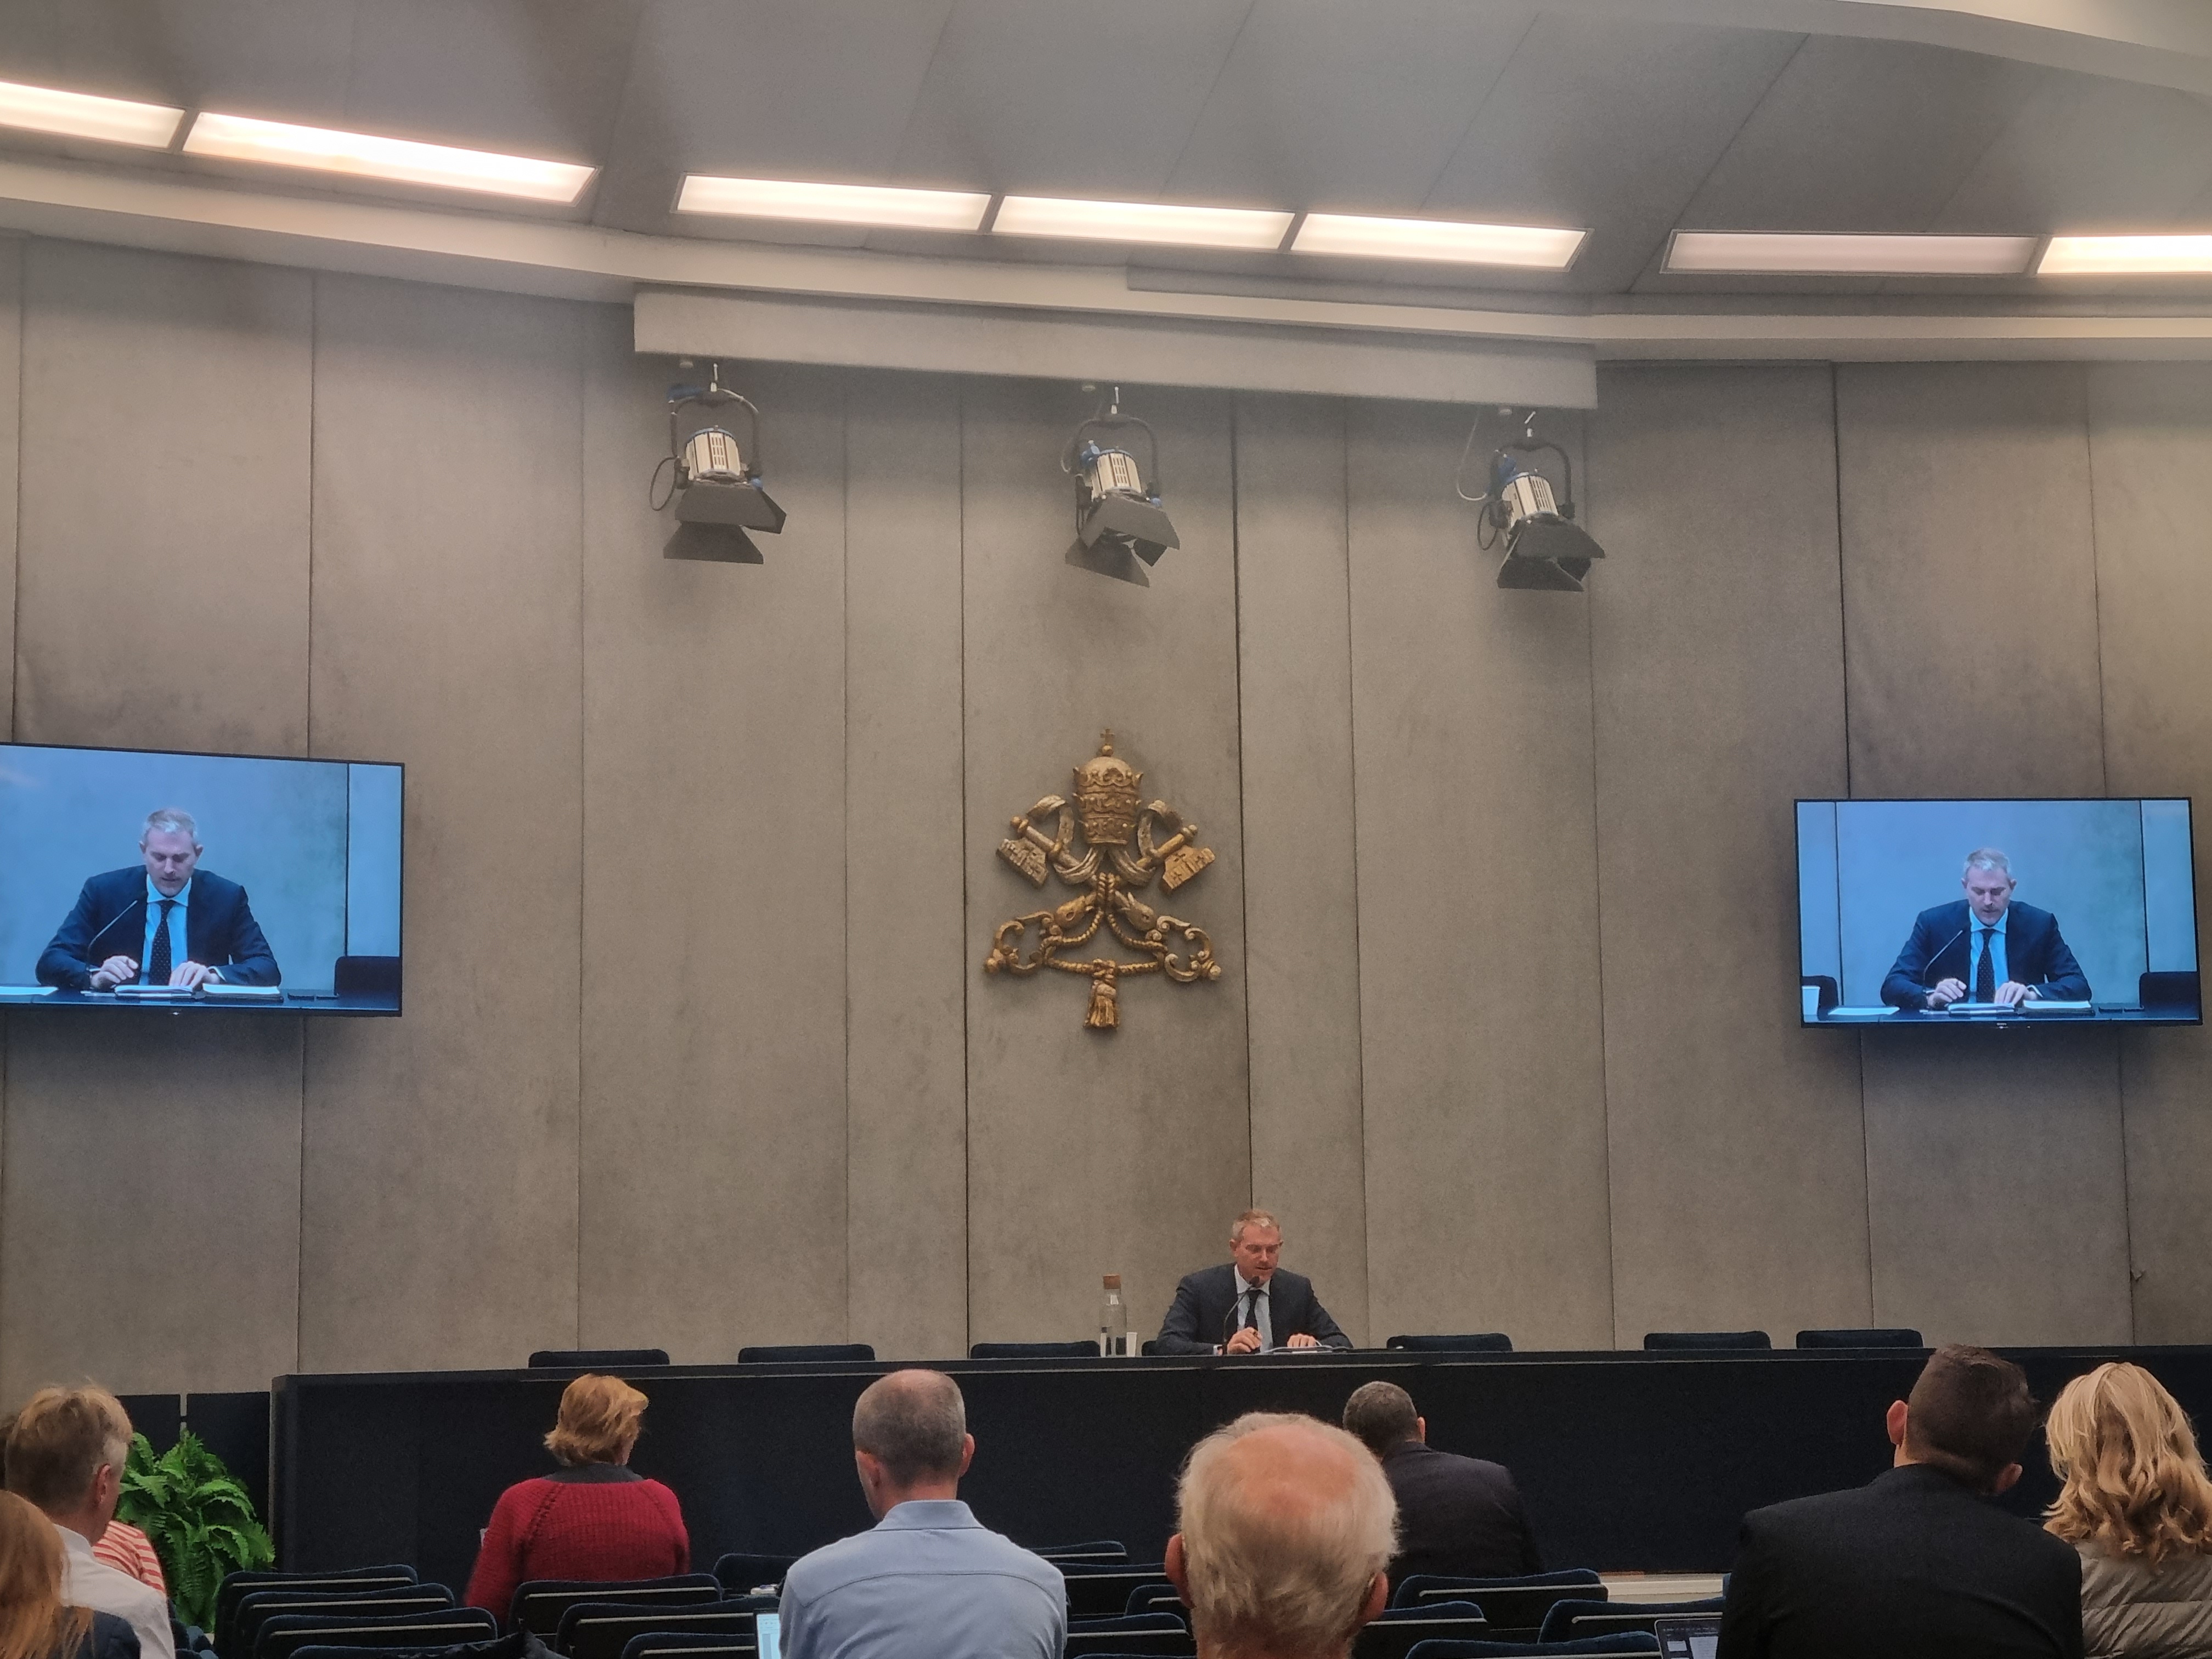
[37,808,279,991]
[1155,1209,1352,1355]
[1881,848,2089,1010]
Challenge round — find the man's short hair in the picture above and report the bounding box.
[1341,1383,1420,1458]
[1177,1413,1395,1658]
[142,809,199,845]
[1906,1345,2039,1490]
[852,1369,966,1485]
[1231,1209,1280,1243]
[4,1387,131,1513]
[1963,848,2012,877]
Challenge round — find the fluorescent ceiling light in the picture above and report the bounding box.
[676,175,989,231]
[992,195,1293,250]
[183,112,593,204]
[0,78,182,148]
[1293,213,1585,268]
[1666,231,2036,276]
[2038,235,2212,275]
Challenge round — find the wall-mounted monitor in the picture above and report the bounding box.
[1796,798,2198,1028]
[0,742,402,1014]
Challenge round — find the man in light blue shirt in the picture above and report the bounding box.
[778,1369,1064,1659]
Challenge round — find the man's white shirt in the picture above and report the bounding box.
[60,1523,175,1659]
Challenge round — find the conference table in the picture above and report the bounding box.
[272,1345,2212,1594]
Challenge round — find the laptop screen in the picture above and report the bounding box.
[1655,1614,1721,1659]
[753,1612,780,1655]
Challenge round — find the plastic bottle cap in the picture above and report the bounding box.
[1103,1273,1121,1289]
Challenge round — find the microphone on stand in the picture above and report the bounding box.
[1920,928,1966,1005]
[81,895,149,982]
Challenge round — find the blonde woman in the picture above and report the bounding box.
[0,1491,139,1659]
[2047,1363,2212,1656]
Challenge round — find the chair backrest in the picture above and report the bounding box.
[1399,1636,1661,1657]
[708,1556,799,1595]
[1413,1582,1608,1632]
[333,955,402,995]
[1028,1541,1128,1565]
[1353,1605,1488,1659]
[733,1344,874,1363]
[1122,1582,1180,1617]
[217,1569,419,1657]
[2142,970,2199,1009]
[526,1349,672,1368]
[617,1634,759,1659]
[240,1588,456,1659]
[1139,1340,1162,1356]
[1063,1618,1192,1659]
[257,1609,495,1659]
[512,1577,723,1637]
[1640,1331,1770,1351]
[969,1341,1101,1359]
[1793,1328,1922,1349]
[1541,1599,1725,1645]
[1062,1567,1171,1621]
[1393,1570,1601,1610]
[557,1600,772,1659]
[1385,1334,1514,1353]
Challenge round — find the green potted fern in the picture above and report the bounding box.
[115,1431,275,1630]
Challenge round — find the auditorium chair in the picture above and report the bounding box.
[1640,1331,1770,1351]
[709,1555,799,1594]
[1793,1328,1922,1349]
[1396,1571,1604,1638]
[216,1568,417,1659]
[526,1348,672,1368]
[618,1635,756,1659]
[972,1341,1102,1358]
[1394,1569,1600,1609]
[257,1608,495,1659]
[511,1577,723,1638]
[238,1585,456,1659]
[2142,971,2199,1009]
[735,1344,874,1363]
[1122,1583,1180,1617]
[1060,1566,1172,1621]
[1385,1334,1514,1354]
[1538,1597,1725,1644]
[1352,1603,1488,1658]
[1400,1637,1661,1657]
[1063,1611,1192,1657]
[1026,1540,1128,1564]
[555,1598,774,1659]
[333,956,402,996]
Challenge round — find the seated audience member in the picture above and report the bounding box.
[88,1523,163,1599]
[4,1390,172,1659]
[466,1375,689,1623]
[1165,1413,1394,1659]
[0,1491,138,1659]
[1342,1380,1541,1583]
[2045,1362,2212,1657]
[1717,1344,2083,1659]
[779,1369,1063,1659]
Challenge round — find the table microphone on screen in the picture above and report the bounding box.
[81,894,148,959]
[1922,928,1965,990]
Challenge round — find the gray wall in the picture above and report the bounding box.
[0,238,2207,1396]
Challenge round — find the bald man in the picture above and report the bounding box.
[778,1369,1064,1659]
[1166,1414,1396,1659]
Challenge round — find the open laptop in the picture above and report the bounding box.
[753,1612,779,1655]
[1655,1613,1721,1659]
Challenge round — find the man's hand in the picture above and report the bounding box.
[1285,1333,1321,1350]
[89,956,138,990]
[1223,1326,1263,1356]
[170,961,216,990]
[1926,978,1968,1008]
[1994,980,2039,1008]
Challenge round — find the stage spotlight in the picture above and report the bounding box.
[653,362,786,563]
[1063,388,1179,568]
[1455,409,1604,591]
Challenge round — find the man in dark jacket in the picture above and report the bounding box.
[1155,1210,1351,1355]
[1717,1344,2084,1659]
[37,806,279,990]
[1342,1381,1541,1584]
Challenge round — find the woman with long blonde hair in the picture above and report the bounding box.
[0,1491,135,1659]
[2047,1363,2212,1656]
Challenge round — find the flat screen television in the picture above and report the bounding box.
[1796,798,2198,1028]
[0,742,401,1014]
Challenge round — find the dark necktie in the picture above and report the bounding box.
[1242,1289,1262,1348]
[1974,928,1995,1002]
[148,899,176,985]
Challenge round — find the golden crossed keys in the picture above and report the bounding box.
[984,731,1222,1030]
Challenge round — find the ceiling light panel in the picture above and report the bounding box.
[992,196,1293,250]
[2038,236,2212,275]
[1666,232,2036,276]
[0,78,182,147]
[183,113,593,204]
[1293,214,1586,268]
[677,175,989,232]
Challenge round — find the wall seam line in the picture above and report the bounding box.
[298,269,319,1372]
[1833,362,1878,1326]
[841,371,854,1345]
[958,377,972,1356]
[1343,399,1375,1344]
[1229,394,1254,1215]
[1579,409,1618,1348]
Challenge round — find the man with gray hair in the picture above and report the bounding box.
[1157,1210,1352,1355]
[1166,1413,1395,1659]
[37,805,279,991]
[778,1369,1063,1658]
[1881,847,2088,1009]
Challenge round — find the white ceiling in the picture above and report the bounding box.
[4,0,2212,303]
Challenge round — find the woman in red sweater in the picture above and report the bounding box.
[466,1373,691,1626]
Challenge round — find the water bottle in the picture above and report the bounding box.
[1099,1273,1128,1356]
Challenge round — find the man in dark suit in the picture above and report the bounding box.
[37,807,279,991]
[1342,1381,1541,1583]
[1716,1344,2084,1659]
[1882,848,2089,1009]
[1156,1210,1351,1355]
